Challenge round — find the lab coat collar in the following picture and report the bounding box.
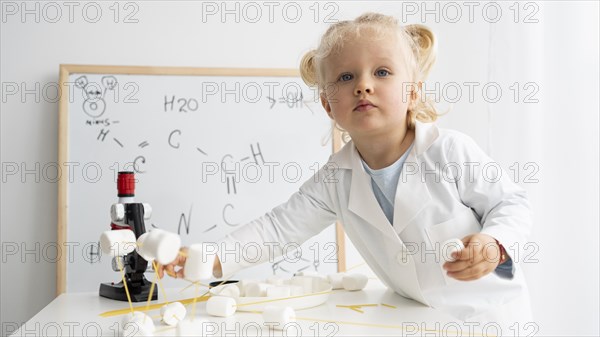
[330,121,437,237]
[329,120,440,169]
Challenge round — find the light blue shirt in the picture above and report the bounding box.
[361,143,414,225]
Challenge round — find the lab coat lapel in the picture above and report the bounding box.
[347,146,399,240]
[392,151,432,233]
[392,121,438,233]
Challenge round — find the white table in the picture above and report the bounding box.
[11,280,489,336]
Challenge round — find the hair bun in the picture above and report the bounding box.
[299,50,319,87]
[405,24,437,78]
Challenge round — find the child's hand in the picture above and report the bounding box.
[156,247,188,279]
[443,234,502,281]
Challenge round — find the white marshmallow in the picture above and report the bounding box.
[245,282,272,297]
[206,296,237,317]
[290,276,316,293]
[327,273,346,289]
[160,302,186,326]
[184,243,215,281]
[342,273,368,291]
[236,279,258,297]
[100,230,136,257]
[177,319,206,336]
[289,285,305,296]
[155,231,181,265]
[135,232,154,262]
[143,229,181,265]
[262,306,295,330]
[266,276,285,286]
[441,238,465,262]
[138,228,181,265]
[122,311,154,336]
[266,286,291,298]
[213,284,240,298]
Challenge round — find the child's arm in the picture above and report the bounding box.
[159,165,338,279]
[443,133,532,280]
[215,167,339,278]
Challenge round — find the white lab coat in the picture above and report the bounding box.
[216,121,532,328]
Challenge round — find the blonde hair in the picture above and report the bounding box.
[300,12,439,130]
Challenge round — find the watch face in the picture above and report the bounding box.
[64,70,339,291]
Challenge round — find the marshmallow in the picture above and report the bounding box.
[213,284,240,298]
[342,273,368,291]
[135,232,154,262]
[154,231,181,265]
[245,282,272,297]
[206,296,237,317]
[266,286,291,298]
[441,239,465,262]
[289,285,305,296]
[160,302,186,326]
[143,229,181,265]
[184,243,215,281]
[266,276,286,286]
[236,279,258,297]
[100,230,136,257]
[262,306,296,330]
[290,276,316,293]
[122,311,154,336]
[177,319,206,336]
[327,273,346,289]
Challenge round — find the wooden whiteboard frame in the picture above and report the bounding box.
[57,64,346,295]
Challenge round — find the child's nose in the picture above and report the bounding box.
[354,79,373,95]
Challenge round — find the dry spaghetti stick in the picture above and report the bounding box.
[191,284,198,321]
[346,262,366,272]
[144,278,157,316]
[235,290,333,308]
[349,307,364,314]
[152,261,170,306]
[99,295,210,317]
[336,304,378,308]
[381,303,397,309]
[179,280,209,293]
[116,257,134,314]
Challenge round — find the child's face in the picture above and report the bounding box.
[320,30,415,139]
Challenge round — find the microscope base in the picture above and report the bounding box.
[99,278,158,302]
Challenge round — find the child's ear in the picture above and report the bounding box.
[411,81,423,100]
[320,93,333,119]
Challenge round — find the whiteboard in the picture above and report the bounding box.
[57,65,342,293]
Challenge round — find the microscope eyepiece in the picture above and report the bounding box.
[117,171,135,197]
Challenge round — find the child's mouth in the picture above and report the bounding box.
[355,99,375,111]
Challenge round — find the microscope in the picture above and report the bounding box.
[99,171,158,302]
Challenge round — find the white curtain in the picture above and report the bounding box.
[489,2,599,335]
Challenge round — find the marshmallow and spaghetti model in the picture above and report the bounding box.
[99,171,181,302]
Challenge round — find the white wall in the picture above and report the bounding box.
[1,1,598,336]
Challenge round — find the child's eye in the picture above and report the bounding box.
[376,69,390,77]
[338,73,353,82]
